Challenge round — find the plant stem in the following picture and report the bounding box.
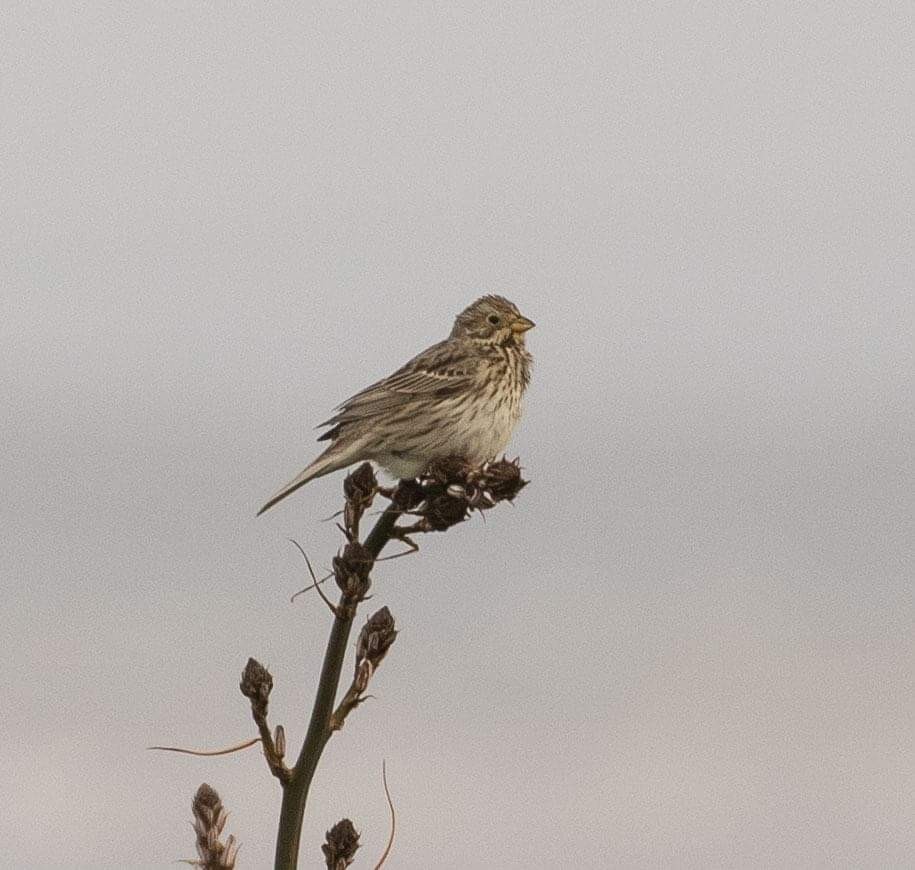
[273,501,401,870]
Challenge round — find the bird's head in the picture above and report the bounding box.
[449,295,535,345]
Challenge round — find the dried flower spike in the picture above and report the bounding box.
[330,607,398,729]
[322,818,360,869]
[420,491,471,531]
[343,462,378,535]
[239,658,273,717]
[422,454,474,485]
[189,783,238,869]
[391,477,426,511]
[475,456,528,502]
[333,541,373,600]
[343,462,377,503]
[406,455,527,530]
[355,606,398,673]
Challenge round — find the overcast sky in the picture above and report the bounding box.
[2,3,913,868]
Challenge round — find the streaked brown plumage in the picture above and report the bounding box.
[258,295,534,515]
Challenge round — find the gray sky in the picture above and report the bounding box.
[2,3,913,868]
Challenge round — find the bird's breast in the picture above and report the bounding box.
[446,347,527,459]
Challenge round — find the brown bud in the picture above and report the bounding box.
[333,541,373,599]
[422,454,473,486]
[191,783,237,869]
[193,783,221,817]
[240,658,273,720]
[343,462,377,503]
[322,818,360,869]
[422,491,470,531]
[343,463,377,534]
[355,606,397,672]
[391,477,426,510]
[478,456,528,502]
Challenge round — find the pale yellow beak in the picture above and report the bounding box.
[511,316,536,334]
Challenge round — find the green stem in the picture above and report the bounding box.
[273,501,401,870]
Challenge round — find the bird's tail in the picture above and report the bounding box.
[257,443,356,515]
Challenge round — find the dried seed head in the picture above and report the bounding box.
[478,456,528,502]
[422,491,471,531]
[333,541,373,599]
[322,818,360,869]
[239,658,273,714]
[343,462,377,503]
[193,783,220,816]
[343,463,377,533]
[410,454,527,530]
[356,606,397,672]
[191,784,237,869]
[422,455,474,486]
[391,477,425,510]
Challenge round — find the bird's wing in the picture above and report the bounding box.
[317,340,477,438]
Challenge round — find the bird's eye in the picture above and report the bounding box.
[488,314,501,325]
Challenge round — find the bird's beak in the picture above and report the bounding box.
[511,316,536,334]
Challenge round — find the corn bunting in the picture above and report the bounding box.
[258,295,534,515]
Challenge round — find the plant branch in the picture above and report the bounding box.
[162,457,527,867]
[271,457,527,869]
[240,658,291,783]
[273,498,400,869]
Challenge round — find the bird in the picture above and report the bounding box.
[257,295,534,515]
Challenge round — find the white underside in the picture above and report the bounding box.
[371,391,522,479]
[373,453,431,480]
